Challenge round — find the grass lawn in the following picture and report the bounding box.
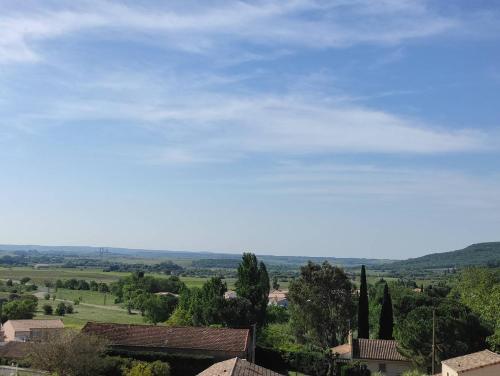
[36,299,146,329]
[0,266,125,284]
[51,288,118,306]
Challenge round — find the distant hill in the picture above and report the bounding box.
[0,244,389,268]
[377,242,500,270]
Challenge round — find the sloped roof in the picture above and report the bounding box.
[0,341,30,359]
[82,322,250,352]
[331,343,351,356]
[5,319,64,331]
[198,357,284,376]
[353,339,407,361]
[443,350,500,373]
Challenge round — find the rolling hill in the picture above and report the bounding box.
[376,242,500,270]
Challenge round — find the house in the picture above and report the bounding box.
[268,290,288,307]
[82,322,253,361]
[1,320,64,342]
[331,332,412,376]
[224,290,237,300]
[439,349,500,376]
[198,357,284,376]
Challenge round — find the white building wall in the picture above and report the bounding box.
[360,359,413,376]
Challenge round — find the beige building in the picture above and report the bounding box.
[1,319,64,342]
[332,333,412,376]
[198,357,284,376]
[440,350,500,376]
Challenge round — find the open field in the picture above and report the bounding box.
[35,298,145,329]
[48,288,118,306]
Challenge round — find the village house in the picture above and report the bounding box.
[198,357,284,376]
[82,322,254,361]
[1,319,64,342]
[331,332,412,376]
[268,289,288,307]
[439,349,500,376]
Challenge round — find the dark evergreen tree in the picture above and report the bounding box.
[357,265,369,338]
[235,252,270,327]
[378,283,394,339]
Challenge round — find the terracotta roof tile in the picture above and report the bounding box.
[198,357,284,376]
[6,319,64,331]
[443,350,500,372]
[82,322,250,352]
[353,339,407,362]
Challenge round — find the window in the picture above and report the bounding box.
[378,363,387,373]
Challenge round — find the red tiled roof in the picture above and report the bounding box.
[353,339,407,361]
[82,322,250,353]
[198,357,284,376]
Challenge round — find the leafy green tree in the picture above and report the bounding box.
[43,304,53,315]
[288,261,354,347]
[454,267,500,351]
[272,276,280,290]
[124,360,170,376]
[357,265,369,338]
[3,299,37,319]
[6,279,13,287]
[378,284,394,339]
[395,300,491,372]
[20,277,31,285]
[55,301,66,316]
[235,252,270,327]
[65,303,74,314]
[144,294,178,325]
[192,277,227,326]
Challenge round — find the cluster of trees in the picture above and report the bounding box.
[103,261,183,275]
[354,266,494,373]
[55,279,110,292]
[454,267,499,351]
[110,273,184,323]
[1,294,38,322]
[167,253,270,328]
[0,278,38,293]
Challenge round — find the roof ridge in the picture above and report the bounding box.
[229,357,239,376]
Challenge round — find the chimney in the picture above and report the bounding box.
[348,330,353,346]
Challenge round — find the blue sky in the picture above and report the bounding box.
[0,0,499,258]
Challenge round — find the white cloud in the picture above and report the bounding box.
[0,0,465,63]
[6,70,486,161]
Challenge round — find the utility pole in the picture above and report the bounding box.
[432,309,436,375]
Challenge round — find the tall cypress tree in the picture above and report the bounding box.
[378,283,394,339]
[357,265,369,338]
[235,252,270,327]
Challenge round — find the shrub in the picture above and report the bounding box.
[44,293,50,300]
[55,302,66,316]
[42,304,53,315]
[65,304,74,314]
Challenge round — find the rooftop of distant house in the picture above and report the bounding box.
[198,357,284,376]
[443,349,500,373]
[3,319,64,331]
[82,322,250,353]
[332,338,407,362]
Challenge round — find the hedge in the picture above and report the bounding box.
[256,346,330,375]
[106,349,215,376]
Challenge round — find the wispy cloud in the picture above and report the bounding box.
[0,0,466,63]
[1,68,488,163]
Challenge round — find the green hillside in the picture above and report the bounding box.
[377,242,500,270]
